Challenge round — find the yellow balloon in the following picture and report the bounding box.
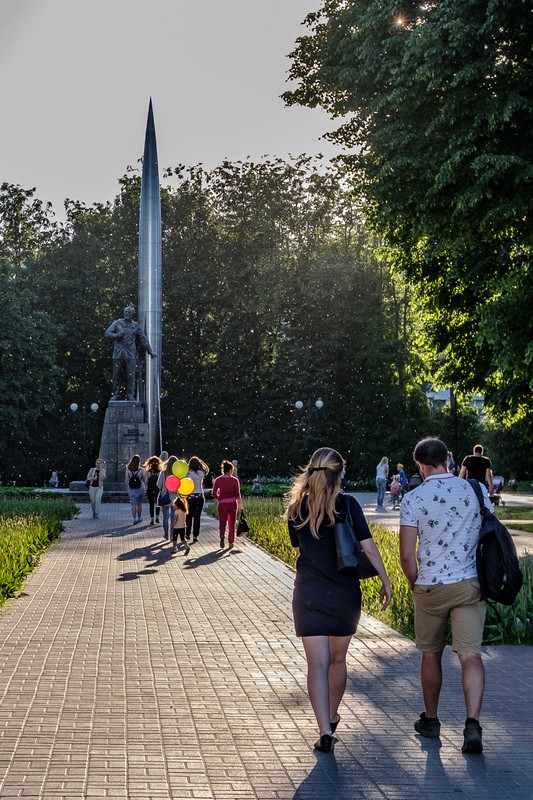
[178,477,194,496]
[172,460,189,478]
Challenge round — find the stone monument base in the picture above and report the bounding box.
[98,401,150,485]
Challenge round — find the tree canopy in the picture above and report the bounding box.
[0,160,437,483]
[283,1,533,421]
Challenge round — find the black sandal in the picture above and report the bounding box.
[314,734,333,752]
[330,715,341,735]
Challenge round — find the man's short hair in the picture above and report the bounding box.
[413,437,449,468]
[474,444,484,454]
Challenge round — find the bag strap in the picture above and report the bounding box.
[340,493,353,526]
[467,478,486,514]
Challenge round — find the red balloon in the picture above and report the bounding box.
[165,475,180,492]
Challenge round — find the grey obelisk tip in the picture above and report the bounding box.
[138,98,162,456]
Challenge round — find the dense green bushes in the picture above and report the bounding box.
[0,491,77,606]
[225,496,532,645]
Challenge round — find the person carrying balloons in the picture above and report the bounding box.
[185,455,210,543]
[212,459,243,550]
[156,456,195,542]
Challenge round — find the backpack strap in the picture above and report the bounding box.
[467,478,484,511]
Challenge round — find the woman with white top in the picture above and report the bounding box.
[375,456,389,511]
[86,458,106,518]
[185,455,210,543]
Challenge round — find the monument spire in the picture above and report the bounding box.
[138,98,162,456]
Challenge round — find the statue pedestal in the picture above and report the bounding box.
[98,401,149,485]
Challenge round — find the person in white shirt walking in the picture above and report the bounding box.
[399,437,492,754]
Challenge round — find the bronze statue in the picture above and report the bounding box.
[105,305,156,401]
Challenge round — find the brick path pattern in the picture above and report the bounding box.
[0,503,531,799]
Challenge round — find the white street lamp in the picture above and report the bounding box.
[294,398,324,432]
[70,402,99,456]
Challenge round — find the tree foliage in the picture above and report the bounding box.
[0,159,434,483]
[283,1,533,420]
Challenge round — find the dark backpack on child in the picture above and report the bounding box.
[129,471,142,489]
[468,479,523,605]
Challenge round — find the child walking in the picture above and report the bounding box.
[172,495,189,555]
[390,474,402,509]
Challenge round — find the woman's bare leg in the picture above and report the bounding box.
[302,635,352,736]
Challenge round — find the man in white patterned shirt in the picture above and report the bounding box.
[400,437,492,754]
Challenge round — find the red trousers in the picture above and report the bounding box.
[218,501,237,543]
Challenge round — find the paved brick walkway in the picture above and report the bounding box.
[0,502,531,799]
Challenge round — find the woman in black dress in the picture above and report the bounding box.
[287,447,392,752]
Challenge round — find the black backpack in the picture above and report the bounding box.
[129,471,142,489]
[469,480,523,605]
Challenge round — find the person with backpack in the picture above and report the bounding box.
[125,454,147,524]
[399,437,493,755]
[143,455,163,525]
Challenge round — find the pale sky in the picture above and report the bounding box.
[0,0,337,219]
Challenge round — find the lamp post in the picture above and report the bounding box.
[294,398,324,431]
[70,403,99,464]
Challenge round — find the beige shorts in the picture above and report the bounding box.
[413,578,486,654]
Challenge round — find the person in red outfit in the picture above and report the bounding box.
[212,460,242,549]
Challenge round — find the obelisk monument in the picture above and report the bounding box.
[138,98,162,457]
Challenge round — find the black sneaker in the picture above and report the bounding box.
[462,720,483,754]
[414,712,441,738]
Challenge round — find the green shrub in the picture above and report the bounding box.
[0,493,78,606]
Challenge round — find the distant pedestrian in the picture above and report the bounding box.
[172,495,189,554]
[400,437,492,754]
[447,451,457,475]
[397,463,409,498]
[375,456,389,510]
[143,455,163,525]
[212,460,242,550]
[48,470,59,489]
[86,458,105,518]
[458,445,493,493]
[390,474,402,509]
[125,454,146,524]
[185,455,210,543]
[287,447,391,752]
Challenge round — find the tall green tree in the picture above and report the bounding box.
[0,184,61,482]
[283,1,533,422]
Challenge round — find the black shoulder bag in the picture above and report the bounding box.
[334,496,378,579]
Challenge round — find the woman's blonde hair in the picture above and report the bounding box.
[378,456,389,467]
[285,447,344,538]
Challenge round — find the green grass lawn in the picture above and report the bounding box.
[495,505,533,520]
[0,490,78,606]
